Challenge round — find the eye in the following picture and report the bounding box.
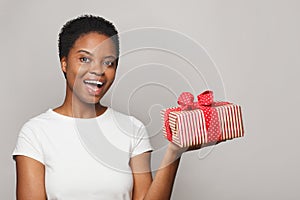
[103,60,114,67]
[79,57,91,63]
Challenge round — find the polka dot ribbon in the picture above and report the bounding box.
[165,90,222,143]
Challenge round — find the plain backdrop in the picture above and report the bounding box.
[1,0,300,199]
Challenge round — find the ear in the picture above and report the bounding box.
[61,57,67,73]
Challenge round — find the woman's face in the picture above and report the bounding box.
[61,32,117,104]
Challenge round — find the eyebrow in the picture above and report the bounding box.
[77,50,94,56]
[77,49,116,59]
[103,55,117,60]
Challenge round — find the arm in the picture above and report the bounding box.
[130,143,187,200]
[15,155,47,200]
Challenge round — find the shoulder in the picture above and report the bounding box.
[108,108,145,128]
[13,109,56,164]
[107,108,147,137]
[19,109,60,136]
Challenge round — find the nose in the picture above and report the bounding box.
[89,62,106,76]
[89,71,104,76]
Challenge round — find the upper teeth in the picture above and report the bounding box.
[84,80,103,85]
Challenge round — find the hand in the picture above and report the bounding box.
[167,140,226,156]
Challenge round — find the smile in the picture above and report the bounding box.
[83,80,104,88]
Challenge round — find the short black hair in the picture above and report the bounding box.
[58,14,119,61]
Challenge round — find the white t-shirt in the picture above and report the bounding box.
[12,107,153,200]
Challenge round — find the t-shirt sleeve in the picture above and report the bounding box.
[130,117,153,157]
[12,123,45,164]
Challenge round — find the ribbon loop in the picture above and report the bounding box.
[177,92,195,110]
[197,90,213,106]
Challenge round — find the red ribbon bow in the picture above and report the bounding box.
[177,90,214,110]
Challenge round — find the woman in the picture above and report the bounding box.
[13,15,197,200]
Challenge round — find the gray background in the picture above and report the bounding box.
[1,0,300,199]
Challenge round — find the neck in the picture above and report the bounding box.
[54,88,106,119]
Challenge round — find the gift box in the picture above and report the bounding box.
[161,90,244,147]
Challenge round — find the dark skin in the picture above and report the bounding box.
[15,32,216,200]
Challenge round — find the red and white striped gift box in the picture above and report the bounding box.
[161,91,244,147]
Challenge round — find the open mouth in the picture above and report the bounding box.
[83,80,104,88]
